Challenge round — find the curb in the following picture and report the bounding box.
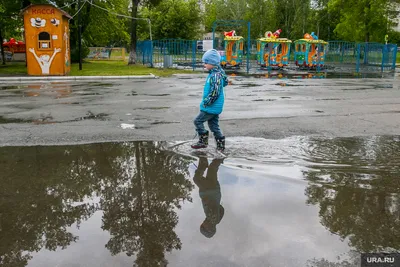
[0,73,158,81]
[172,73,207,78]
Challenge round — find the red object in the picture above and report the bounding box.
[304,33,313,40]
[224,30,236,37]
[273,29,282,38]
[2,38,26,53]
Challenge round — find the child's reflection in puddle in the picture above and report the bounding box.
[193,157,225,238]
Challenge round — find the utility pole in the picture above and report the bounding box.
[78,0,82,70]
[328,13,330,40]
[0,26,5,65]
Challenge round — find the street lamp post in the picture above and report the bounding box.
[78,0,82,70]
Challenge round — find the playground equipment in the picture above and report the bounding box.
[220,30,244,68]
[256,29,292,68]
[2,38,26,54]
[294,32,328,68]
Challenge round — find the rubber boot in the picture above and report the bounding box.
[191,131,209,149]
[215,136,225,152]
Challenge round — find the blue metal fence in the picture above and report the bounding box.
[136,39,397,73]
[136,39,203,70]
[324,41,397,72]
[325,41,358,65]
[136,40,153,66]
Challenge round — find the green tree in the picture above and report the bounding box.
[128,0,161,65]
[202,0,249,41]
[82,0,131,47]
[309,0,340,41]
[244,0,277,39]
[203,0,317,40]
[328,0,394,42]
[142,0,202,40]
[274,0,312,40]
[220,0,248,21]
[387,30,400,45]
[203,0,216,33]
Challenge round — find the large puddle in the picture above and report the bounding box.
[0,136,399,267]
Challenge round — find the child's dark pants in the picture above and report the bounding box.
[193,111,223,139]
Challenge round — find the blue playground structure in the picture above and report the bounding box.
[220,30,244,69]
[256,29,292,68]
[294,33,328,69]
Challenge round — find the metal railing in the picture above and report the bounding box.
[135,39,397,73]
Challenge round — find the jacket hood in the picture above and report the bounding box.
[210,66,228,87]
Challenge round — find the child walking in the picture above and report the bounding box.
[191,49,228,152]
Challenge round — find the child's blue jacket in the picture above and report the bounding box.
[200,66,228,114]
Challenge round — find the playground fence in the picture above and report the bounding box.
[135,39,397,74]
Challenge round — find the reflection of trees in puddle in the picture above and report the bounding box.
[303,136,400,254]
[100,142,194,267]
[306,250,361,267]
[0,146,99,266]
[0,142,193,267]
[2,136,399,266]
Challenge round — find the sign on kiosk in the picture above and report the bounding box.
[31,8,56,15]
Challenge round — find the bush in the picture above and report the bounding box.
[388,31,400,46]
[70,43,90,63]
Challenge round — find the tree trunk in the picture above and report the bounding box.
[0,25,6,65]
[80,3,92,35]
[128,0,139,65]
[365,0,371,42]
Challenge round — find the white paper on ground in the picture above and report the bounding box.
[120,123,135,129]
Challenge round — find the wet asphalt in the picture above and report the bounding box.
[0,72,399,146]
[0,72,400,267]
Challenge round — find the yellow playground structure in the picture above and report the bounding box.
[256,29,292,68]
[220,30,244,68]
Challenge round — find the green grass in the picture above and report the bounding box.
[70,61,199,76]
[0,62,27,75]
[0,60,199,77]
[397,53,400,63]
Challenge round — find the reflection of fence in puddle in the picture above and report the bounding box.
[262,72,327,79]
[226,71,327,79]
[225,70,396,79]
